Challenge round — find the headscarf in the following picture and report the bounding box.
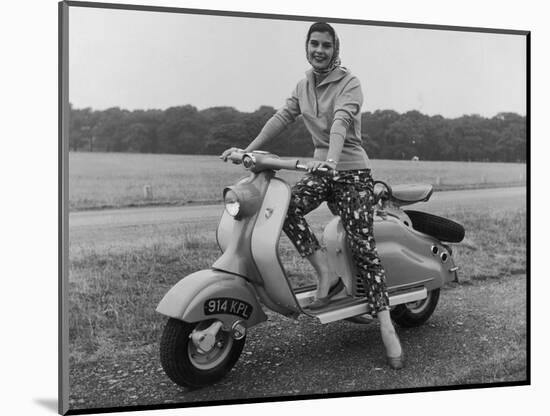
[305,24,341,76]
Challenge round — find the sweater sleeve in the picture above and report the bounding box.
[325,119,347,163]
[333,76,363,127]
[326,77,363,163]
[248,116,287,148]
[273,83,302,125]
[245,83,302,151]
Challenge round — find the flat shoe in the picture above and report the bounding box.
[308,278,345,310]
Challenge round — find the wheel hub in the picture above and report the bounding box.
[187,320,234,370]
[190,320,223,353]
[194,333,216,353]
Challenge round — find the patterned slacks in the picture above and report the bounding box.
[282,169,390,313]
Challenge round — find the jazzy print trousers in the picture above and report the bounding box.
[282,169,390,313]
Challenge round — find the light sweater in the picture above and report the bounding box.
[254,67,369,171]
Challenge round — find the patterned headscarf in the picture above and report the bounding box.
[305,22,341,76]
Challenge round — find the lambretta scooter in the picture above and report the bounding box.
[156,150,465,388]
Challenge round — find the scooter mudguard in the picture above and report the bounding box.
[156,269,267,329]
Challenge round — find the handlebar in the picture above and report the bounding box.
[295,163,331,173]
[228,151,333,174]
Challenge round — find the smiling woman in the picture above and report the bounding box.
[306,27,337,73]
[221,21,406,369]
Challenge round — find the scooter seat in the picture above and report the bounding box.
[390,184,433,205]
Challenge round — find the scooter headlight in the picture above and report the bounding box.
[222,184,262,220]
[224,189,241,217]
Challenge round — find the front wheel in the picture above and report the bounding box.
[160,318,245,388]
[391,289,440,327]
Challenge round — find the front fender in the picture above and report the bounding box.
[156,269,267,328]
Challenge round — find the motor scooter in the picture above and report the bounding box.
[156,150,465,388]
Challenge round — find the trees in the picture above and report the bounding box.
[68,105,97,151]
[68,105,526,162]
[91,107,130,152]
[156,106,207,154]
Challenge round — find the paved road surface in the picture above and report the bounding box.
[69,186,526,230]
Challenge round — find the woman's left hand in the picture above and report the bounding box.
[306,160,337,173]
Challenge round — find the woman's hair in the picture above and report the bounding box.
[306,22,336,43]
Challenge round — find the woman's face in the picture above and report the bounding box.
[307,31,334,71]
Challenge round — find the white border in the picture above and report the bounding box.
[5,0,544,415]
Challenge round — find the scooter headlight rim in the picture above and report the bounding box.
[224,189,241,217]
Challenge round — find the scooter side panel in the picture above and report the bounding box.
[374,217,455,291]
[325,215,455,294]
[156,269,267,328]
[250,178,301,315]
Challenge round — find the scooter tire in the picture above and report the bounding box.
[160,318,245,389]
[391,289,440,328]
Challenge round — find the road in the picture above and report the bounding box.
[69,186,526,230]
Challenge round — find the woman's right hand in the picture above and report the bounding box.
[219,147,244,162]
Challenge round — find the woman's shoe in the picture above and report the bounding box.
[386,353,405,370]
[385,332,405,369]
[308,278,345,310]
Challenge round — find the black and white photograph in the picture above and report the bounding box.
[7,0,547,415]
[58,1,530,414]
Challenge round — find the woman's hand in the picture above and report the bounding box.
[220,147,244,162]
[306,159,337,173]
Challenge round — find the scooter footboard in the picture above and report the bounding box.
[156,269,267,328]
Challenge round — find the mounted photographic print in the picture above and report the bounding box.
[59,1,529,414]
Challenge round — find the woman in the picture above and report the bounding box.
[221,22,404,369]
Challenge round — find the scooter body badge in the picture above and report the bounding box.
[204,297,253,319]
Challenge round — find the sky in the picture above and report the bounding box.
[68,6,526,118]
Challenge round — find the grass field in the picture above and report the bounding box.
[68,152,526,211]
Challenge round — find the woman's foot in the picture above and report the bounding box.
[308,278,345,310]
[382,328,404,369]
[386,353,405,370]
[306,249,337,298]
[381,326,402,358]
[315,274,339,299]
[378,310,404,369]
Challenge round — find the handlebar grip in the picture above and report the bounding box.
[267,158,300,170]
[296,164,333,174]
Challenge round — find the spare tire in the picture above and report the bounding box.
[404,210,465,243]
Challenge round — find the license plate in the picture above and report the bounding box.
[204,298,253,320]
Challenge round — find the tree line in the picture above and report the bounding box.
[69,104,526,162]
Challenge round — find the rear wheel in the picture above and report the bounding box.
[391,289,440,327]
[160,318,245,388]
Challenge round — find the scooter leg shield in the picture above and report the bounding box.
[156,269,267,328]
